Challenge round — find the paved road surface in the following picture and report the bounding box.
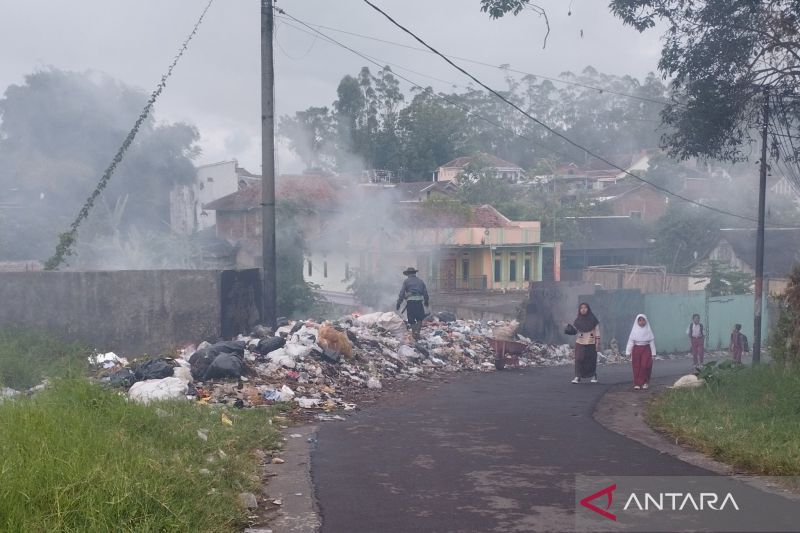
[311,359,798,532]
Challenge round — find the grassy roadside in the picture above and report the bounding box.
[646,364,800,476]
[0,331,284,532]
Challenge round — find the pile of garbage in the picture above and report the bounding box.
[90,312,574,411]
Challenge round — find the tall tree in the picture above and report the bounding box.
[610,0,800,161]
[278,106,336,170]
[0,68,199,261]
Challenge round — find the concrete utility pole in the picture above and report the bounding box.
[753,86,770,364]
[261,0,277,328]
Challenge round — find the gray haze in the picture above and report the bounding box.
[0,0,662,173]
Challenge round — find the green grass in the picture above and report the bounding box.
[0,379,284,532]
[0,329,89,390]
[647,364,800,475]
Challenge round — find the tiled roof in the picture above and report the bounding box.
[397,204,512,228]
[718,228,800,278]
[204,174,344,211]
[562,216,648,251]
[439,153,522,170]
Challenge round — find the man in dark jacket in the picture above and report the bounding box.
[396,267,429,340]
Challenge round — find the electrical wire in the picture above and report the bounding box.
[360,0,772,225]
[274,16,677,108]
[275,8,578,163]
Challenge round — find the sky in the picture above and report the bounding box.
[0,0,664,174]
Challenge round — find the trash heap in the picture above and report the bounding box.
[90,312,574,412]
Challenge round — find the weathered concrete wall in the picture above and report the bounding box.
[0,270,247,355]
[521,281,597,344]
[433,292,525,322]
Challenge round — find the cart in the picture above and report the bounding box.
[488,338,527,370]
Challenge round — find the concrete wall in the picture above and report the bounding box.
[0,270,260,355]
[521,281,597,344]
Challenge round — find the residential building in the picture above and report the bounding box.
[434,154,525,183]
[205,176,556,303]
[203,173,345,268]
[691,228,800,280]
[170,160,261,235]
[592,182,670,222]
[304,203,554,296]
[560,216,650,279]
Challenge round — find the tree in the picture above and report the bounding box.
[610,0,800,162]
[0,68,199,261]
[278,107,337,170]
[698,260,754,296]
[649,203,722,273]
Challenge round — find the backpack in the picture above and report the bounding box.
[741,333,749,353]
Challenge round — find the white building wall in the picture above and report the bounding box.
[304,251,355,293]
[169,160,242,234]
[196,160,240,231]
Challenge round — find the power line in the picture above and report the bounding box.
[277,17,468,88]
[361,0,770,225]
[274,16,677,108]
[275,7,578,163]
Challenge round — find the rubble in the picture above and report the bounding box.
[86,313,599,413]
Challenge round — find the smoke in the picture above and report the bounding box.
[0,67,200,265]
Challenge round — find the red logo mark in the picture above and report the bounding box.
[580,483,617,521]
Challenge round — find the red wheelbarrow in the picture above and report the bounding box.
[488,338,527,370]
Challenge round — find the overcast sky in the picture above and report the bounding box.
[0,0,663,173]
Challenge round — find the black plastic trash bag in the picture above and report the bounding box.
[134,359,174,381]
[108,367,137,388]
[189,341,246,380]
[255,336,286,355]
[203,353,244,380]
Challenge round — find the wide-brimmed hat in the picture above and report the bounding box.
[402,267,418,275]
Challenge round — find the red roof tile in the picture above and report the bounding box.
[204,174,344,211]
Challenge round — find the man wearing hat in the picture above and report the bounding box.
[396,266,430,340]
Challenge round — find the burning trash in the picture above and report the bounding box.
[90,312,576,412]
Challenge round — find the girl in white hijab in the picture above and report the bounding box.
[626,314,656,390]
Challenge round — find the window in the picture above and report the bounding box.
[344,262,350,280]
[307,259,312,277]
[509,259,517,282]
[630,210,642,220]
[524,259,531,281]
[494,259,502,282]
[323,261,328,278]
[462,259,469,281]
[207,177,214,183]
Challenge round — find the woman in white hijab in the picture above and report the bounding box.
[626,314,656,390]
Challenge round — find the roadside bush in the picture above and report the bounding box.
[769,265,800,366]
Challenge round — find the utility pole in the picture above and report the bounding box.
[753,86,769,364]
[261,0,277,328]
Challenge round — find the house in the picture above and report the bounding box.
[304,203,555,296]
[170,160,261,235]
[560,216,650,279]
[203,173,345,268]
[591,181,670,222]
[205,172,556,306]
[692,228,800,280]
[769,175,800,200]
[434,153,525,183]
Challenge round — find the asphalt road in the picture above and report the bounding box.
[311,359,799,533]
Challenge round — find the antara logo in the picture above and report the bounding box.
[623,492,740,511]
[580,484,617,521]
[580,483,741,522]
